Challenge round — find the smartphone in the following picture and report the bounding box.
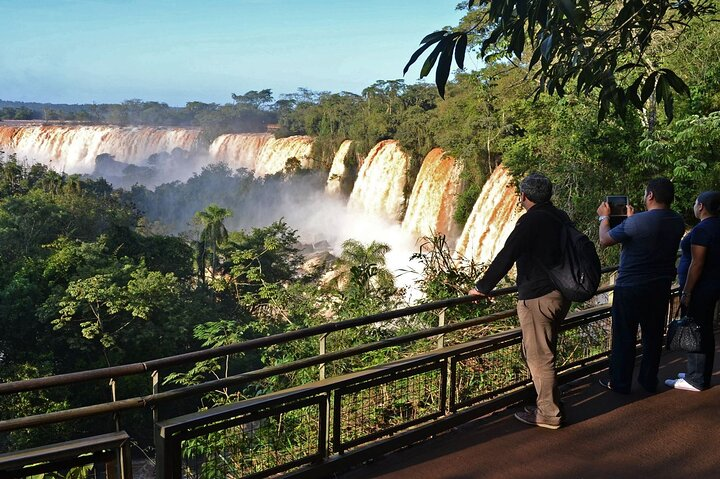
[606,195,628,227]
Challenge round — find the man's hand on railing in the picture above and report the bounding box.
[468,288,487,301]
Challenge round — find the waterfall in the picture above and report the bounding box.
[208,133,272,171]
[453,164,523,265]
[401,148,464,245]
[347,140,409,222]
[0,124,202,174]
[253,135,314,176]
[325,140,353,195]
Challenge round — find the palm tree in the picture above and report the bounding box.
[330,239,394,294]
[194,204,232,283]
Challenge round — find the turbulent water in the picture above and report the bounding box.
[347,140,409,222]
[325,140,353,195]
[253,135,315,176]
[0,123,522,278]
[0,124,202,174]
[208,133,272,171]
[453,165,523,265]
[401,148,464,246]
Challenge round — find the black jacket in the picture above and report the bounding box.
[475,202,570,300]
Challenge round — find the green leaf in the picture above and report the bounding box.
[454,33,468,70]
[420,40,447,78]
[556,0,579,26]
[529,45,542,69]
[616,62,642,72]
[598,97,609,123]
[576,66,593,94]
[517,0,529,18]
[656,76,675,122]
[436,40,455,98]
[541,33,553,60]
[510,22,526,58]
[640,71,659,103]
[405,35,444,77]
[627,74,645,109]
[535,0,550,27]
[660,68,690,96]
[481,25,504,56]
[420,30,449,45]
[663,90,674,122]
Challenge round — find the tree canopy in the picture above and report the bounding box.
[405,0,718,121]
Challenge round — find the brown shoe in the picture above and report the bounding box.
[514,410,561,430]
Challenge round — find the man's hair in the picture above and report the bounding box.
[697,191,720,215]
[520,173,553,204]
[646,177,674,206]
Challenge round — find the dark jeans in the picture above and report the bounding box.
[610,280,672,393]
[685,288,719,389]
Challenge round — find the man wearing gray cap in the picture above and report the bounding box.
[470,172,572,429]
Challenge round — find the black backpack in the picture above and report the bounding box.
[539,211,602,302]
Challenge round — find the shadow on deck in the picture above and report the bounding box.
[340,331,720,479]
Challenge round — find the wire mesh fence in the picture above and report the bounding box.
[334,365,443,451]
[176,399,323,479]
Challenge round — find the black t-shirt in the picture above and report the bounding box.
[475,202,569,300]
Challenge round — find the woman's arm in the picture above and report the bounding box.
[681,244,707,306]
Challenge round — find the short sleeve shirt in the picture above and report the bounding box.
[677,216,720,291]
[609,209,685,286]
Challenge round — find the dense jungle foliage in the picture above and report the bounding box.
[1,2,719,453]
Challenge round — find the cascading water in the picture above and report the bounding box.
[453,164,523,265]
[347,140,409,222]
[253,135,314,176]
[401,148,464,246]
[0,123,525,290]
[0,124,202,174]
[208,133,272,171]
[325,139,353,195]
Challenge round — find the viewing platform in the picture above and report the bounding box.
[341,333,720,479]
[2,283,717,479]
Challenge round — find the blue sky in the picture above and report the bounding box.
[0,0,467,106]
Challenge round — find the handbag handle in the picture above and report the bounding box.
[673,299,684,320]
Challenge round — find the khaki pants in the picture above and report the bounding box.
[517,290,570,419]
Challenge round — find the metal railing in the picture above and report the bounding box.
[1,265,661,479]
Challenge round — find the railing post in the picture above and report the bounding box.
[437,309,446,349]
[318,392,330,461]
[109,378,130,479]
[318,333,328,380]
[152,370,160,424]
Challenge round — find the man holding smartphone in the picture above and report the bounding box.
[606,195,628,227]
[596,178,684,393]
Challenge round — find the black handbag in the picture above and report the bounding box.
[666,309,702,353]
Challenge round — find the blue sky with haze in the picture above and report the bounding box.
[0,0,466,106]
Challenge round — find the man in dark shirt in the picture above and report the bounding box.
[597,177,685,393]
[469,173,571,429]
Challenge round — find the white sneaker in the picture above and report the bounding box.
[671,378,701,392]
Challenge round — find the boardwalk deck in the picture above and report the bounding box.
[341,331,720,479]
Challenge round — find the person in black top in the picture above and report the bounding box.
[469,173,571,429]
[665,191,720,391]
